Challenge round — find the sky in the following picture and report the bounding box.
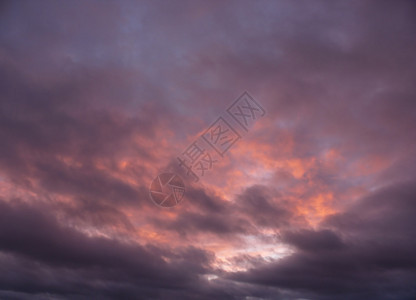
[0,0,416,299]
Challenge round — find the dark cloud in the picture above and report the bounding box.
[150,184,302,239]
[234,185,298,229]
[282,229,346,252]
[150,186,252,237]
[230,181,416,299]
[0,199,227,299]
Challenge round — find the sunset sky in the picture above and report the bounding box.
[1,1,416,299]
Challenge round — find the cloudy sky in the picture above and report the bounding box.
[1,0,416,299]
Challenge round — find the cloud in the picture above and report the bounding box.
[229,181,416,299]
[0,199,225,299]
[0,0,415,299]
[282,229,346,252]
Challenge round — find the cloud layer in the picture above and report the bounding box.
[1,0,415,299]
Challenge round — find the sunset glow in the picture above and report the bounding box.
[1,1,415,299]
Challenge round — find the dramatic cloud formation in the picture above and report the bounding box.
[1,0,415,299]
